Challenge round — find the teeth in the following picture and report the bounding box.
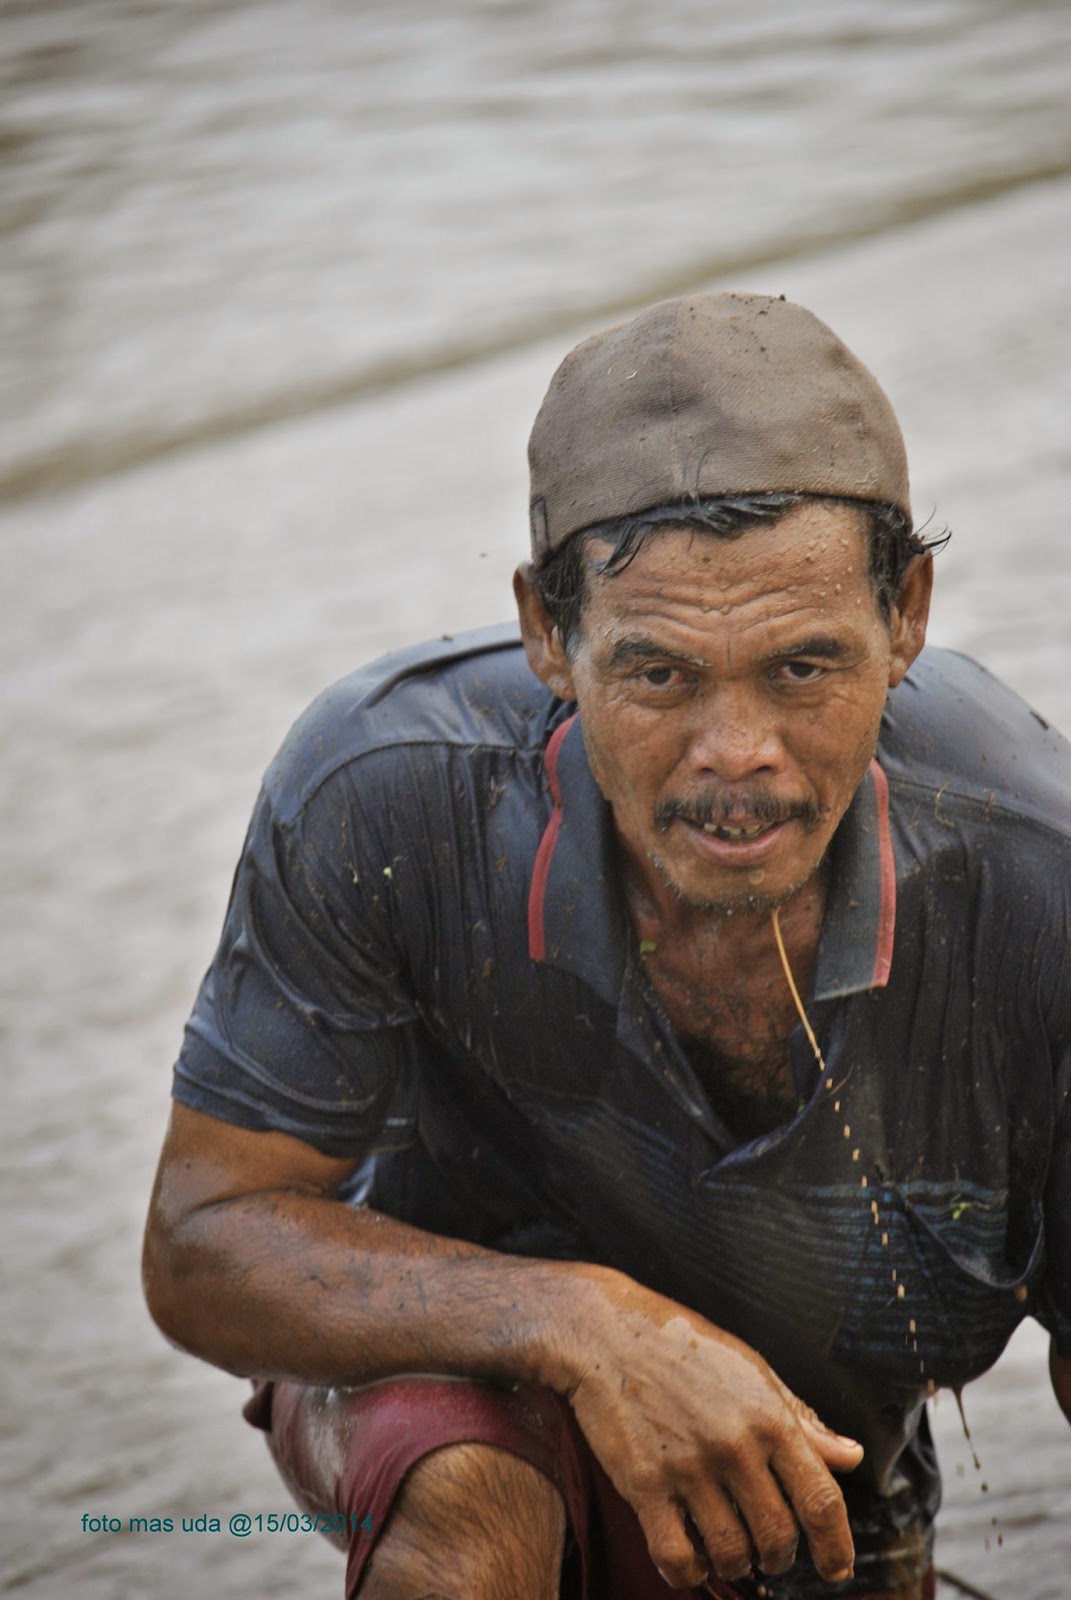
[701,821,769,840]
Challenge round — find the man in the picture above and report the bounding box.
[143,292,1071,1600]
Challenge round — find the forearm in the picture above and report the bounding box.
[143,1103,863,1589]
[143,1187,606,1391]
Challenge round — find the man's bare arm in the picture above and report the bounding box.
[142,1102,576,1387]
[144,1102,862,1589]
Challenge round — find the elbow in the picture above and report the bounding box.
[142,1194,242,1371]
[141,1203,199,1354]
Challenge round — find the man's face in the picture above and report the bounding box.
[518,502,930,918]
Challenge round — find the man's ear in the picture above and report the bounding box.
[513,563,578,701]
[887,552,933,687]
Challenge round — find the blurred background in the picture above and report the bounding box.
[1,2,1069,1596]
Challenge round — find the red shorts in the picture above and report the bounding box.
[244,1376,935,1600]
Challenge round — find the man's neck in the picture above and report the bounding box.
[623,860,831,1139]
[621,852,830,973]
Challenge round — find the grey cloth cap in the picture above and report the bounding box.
[528,291,910,555]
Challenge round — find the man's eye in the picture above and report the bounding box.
[641,667,677,687]
[779,660,823,682]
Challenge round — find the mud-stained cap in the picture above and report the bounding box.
[527,291,910,556]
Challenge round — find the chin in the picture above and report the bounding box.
[650,853,813,918]
[676,885,801,918]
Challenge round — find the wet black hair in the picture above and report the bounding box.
[531,492,948,657]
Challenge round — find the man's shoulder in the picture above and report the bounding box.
[880,646,1071,838]
[262,622,550,822]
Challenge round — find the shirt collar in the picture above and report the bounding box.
[527,714,896,1005]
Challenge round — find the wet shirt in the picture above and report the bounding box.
[174,626,1071,1597]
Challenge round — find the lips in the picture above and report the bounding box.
[677,813,794,869]
[701,819,775,841]
[652,789,819,876]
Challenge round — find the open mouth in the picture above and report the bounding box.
[700,820,777,842]
[677,813,795,867]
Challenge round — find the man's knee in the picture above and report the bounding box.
[387,1439,566,1536]
[358,1441,566,1600]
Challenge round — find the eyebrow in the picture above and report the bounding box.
[768,634,851,663]
[606,632,853,672]
[606,637,707,671]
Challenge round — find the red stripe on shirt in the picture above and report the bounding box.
[527,715,576,963]
[869,757,896,989]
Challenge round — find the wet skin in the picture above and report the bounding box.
[515,501,931,929]
[149,509,1071,1597]
[516,502,933,1142]
[146,1102,867,1590]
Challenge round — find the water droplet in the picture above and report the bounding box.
[953,1388,982,1472]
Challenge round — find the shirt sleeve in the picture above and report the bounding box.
[172,764,422,1157]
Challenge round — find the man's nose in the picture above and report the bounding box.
[686,689,784,782]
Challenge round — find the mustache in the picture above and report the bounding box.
[654,788,821,833]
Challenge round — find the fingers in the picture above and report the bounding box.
[768,1439,856,1584]
[802,1423,865,1473]
[638,1481,794,1589]
[687,1483,759,1584]
[770,1373,864,1473]
[629,1407,856,1586]
[791,1405,863,1471]
[637,1455,852,1589]
[688,1432,851,1584]
[634,1498,711,1591]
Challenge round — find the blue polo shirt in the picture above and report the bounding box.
[174,625,1071,1597]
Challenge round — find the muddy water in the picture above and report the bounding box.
[2,3,1069,1597]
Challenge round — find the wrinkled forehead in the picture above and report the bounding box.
[569,510,886,665]
[581,501,873,595]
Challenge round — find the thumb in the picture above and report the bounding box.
[777,1381,864,1471]
[800,1427,858,1472]
[798,1412,864,1471]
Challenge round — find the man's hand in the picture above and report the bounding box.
[562,1274,862,1590]
[146,1105,860,1590]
